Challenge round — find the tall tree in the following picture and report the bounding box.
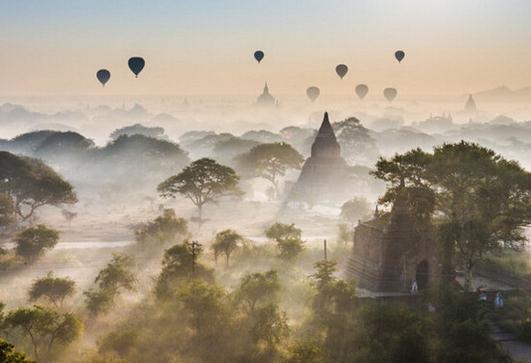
[0,152,77,223]
[4,306,82,361]
[28,272,76,308]
[235,270,280,313]
[211,229,242,266]
[265,223,304,260]
[15,225,59,263]
[237,142,303,199]
[84,254,136,315]
[340,197,372,226]
[158,158,241,221]
[373,142,531,290]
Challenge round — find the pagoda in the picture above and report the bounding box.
[289,112,352,204]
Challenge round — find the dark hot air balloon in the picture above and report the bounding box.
[306,86,320,102]
[394,50,405,63]
[96,69,111,86]
[254,50,264,63]
[128,57,145,78]
[355,84,369,100]
[383,88,398,102]
[335,64,348,79]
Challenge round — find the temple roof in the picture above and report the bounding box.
[257,83,275,105]
[310,112,340,158]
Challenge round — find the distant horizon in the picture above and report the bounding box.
[2,1,531,97]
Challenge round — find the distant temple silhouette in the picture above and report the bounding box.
[256,83,277,107]
[289,112,352,204]
[465,94,477,113]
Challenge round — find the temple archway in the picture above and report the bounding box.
[416,260,429,290]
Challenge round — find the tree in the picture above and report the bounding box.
[211,229,242,266]
[237,142,303,199]
[84,254,136,315]
[285,341,322,363]
[0,152,77,223]
[158,158,242,221]
[15,225,59,263]
[4,306,82,361]
[135,209,188,247]
[0,339,34,363]
[340,197,371,226]
[337,223,353,247]
[155,241,213,299]
[28,272,76,308]
[265,223,304,260]
[235,270,280,313]
[0,193,15,232]
[373,142,531,290]
[60,209,77,228]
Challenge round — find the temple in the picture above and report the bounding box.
[256,83,277,107]
[289,112,352,204]
[465,94,477,113]
[347,187,439,292]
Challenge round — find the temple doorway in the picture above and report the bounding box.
[416,260,429,290]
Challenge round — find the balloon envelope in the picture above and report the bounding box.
[335,64,348,79]
[306,86,320,102]
[128,57,145,78]
[96,69,111,86]
[383,88,398,102]
[254,50,264,63]
[395,50,405,63]
[355,84,369,100]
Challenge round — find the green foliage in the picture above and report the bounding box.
[337,223,353,246]
[158,158,241,219]
[211,229,242,266]
[155,241,213,299]
[14,225,59,263]
[135,208,188,247]
[28,272,75,307]
[0,151,77,223]
[237,142,303,199]
[284,341,322,363]
[84,254,136,316]
[265,223,304,260]
[373,142,531,290]
[0,193,15,231]
[0,339,34,363]
[235,270,280,313]
[435,288,512,363]
[4,306,82,361]
[340,197,371,225]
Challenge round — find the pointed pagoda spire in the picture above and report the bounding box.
[465,94,477,112]
[310,112,340,158]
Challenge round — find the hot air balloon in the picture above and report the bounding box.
[128,57,145,78]
[335,64,348,79]
[355,84,369,100]
[306,86,320,102]
[96,69,111,86]
[383,88,398,102]
[394,50,405,63]
[254,50,264,63]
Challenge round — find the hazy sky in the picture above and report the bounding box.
[2,0,531,97]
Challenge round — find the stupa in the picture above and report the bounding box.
[256,83,277,107]
[465,94,477,113]
[289,112,352,204]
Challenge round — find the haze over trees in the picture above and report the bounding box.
[0,152,77,224]
[373,141,531,290]
[158,158,242,221]
[238,142,304,199]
